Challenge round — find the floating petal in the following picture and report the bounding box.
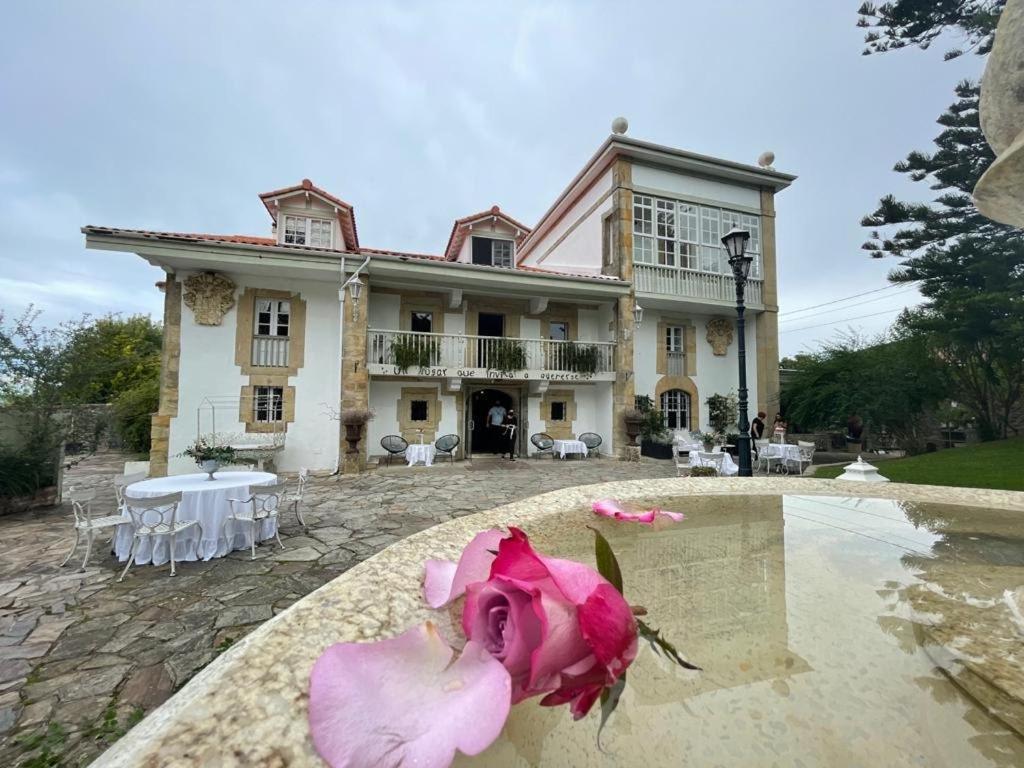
[309,623,511,768]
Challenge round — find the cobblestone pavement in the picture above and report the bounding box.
[0,452,675,766]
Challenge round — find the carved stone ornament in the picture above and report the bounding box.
[705,317,734,356]
[183,272,236,326]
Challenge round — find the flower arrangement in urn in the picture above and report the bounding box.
[308,515,697,767]
[181,437,236,480]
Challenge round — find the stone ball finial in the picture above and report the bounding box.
[301,179,313,189]
[611,117,628,135]
[758,151,775,168]
[490,205,500,214]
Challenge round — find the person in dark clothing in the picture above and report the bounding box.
[502,409,518,461]
[751,411,767,440]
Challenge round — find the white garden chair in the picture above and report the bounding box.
[113,471,148,512]
[290,468,310,531]
[790,441,816,475]
[695,451,725,476]
[225,483,287,560]
[754,439,771,474]
[119,491,196,581]
[61,489,129,571]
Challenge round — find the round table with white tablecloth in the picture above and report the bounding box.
[553,439,589,459]
[117,471,278,566]
[760,443,802,471]
[406,443,436,467]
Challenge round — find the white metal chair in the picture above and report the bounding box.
[61,489,129,571]
[791,441,816,475]
[290,469,309,531]
[113,471,148,513]
[754,439,771,474]
[225,483,287,560]
[695,451,725,476]
[119,491,195,581]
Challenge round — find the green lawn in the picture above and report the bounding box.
[814,437,1024,492]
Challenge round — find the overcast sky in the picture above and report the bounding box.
[0,1,984,356]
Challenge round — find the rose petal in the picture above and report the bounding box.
[592,500,685,525]
[592,499,626,517]
[577,583,638,672]
[524,590,591,696]
[652,507,686,522]
[463,580,540,685]
[424,528,506,608]
[309,623,511,768]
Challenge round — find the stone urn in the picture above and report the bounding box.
[200,460,220,481]
[344,423,363,454]
[624,417,643,446]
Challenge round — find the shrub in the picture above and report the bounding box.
[113,379,159,454]
[705,392,738,436]
[0,449,56,498]
[689,466,718,478]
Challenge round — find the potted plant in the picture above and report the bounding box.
[689,465,718,478]
[182,437,237,480]
[633,396,672,459]
[491,339,527,373]
[725,432,740,457]
[341,408,374,454]
[622,408,644,446]
[692,430,716,452]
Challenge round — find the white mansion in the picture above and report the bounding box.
[84,127,794,475]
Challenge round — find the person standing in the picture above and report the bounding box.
[486,400,507,453]
[503,408,518,461]
[751,411,766,440]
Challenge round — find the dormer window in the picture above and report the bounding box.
[283,215,333,248]
[471,236,514,268]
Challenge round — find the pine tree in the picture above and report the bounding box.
[862,82,1024,439]
[857,0,1005,59]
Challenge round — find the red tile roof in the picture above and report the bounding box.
[443,205,532,261]
[259,179,359,250]
[83,225,625,284]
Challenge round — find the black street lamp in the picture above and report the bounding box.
[721,227,753,477]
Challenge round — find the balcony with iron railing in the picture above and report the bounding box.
[366,329,616,381]
[634,264,763,307]
[252,336,290,367]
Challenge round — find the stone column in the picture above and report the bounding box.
[340,280,369,474]
[150,277,181,477]
[755,189,781,418]
[611,159,637,460]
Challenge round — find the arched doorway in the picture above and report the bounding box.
[468,388,518,456]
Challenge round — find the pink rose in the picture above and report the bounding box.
[426,527,637,719]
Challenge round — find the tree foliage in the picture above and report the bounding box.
[781,333,946,453]
[861,83,1024,439]
[857,0,1005,59]
[61,315,162,405]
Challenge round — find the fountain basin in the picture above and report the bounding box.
[91,478,1024,767]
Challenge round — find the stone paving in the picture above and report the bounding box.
[0,452,675,766]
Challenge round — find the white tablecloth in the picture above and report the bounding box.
[117,471,278,565]
[553,439,588,459]
[406,444,436,466]
[689,450,739,476]
[761,444,801,463]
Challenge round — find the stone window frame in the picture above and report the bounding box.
[540,388,577,440]
[235,287,307,376]
[239,377,296,434]
[656,318,696,376]
[398,386,442,442]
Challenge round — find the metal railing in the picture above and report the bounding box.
[252,336,290,367]
[666,351,686,376]
[367,329,616,374]
[634,263,763,305]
